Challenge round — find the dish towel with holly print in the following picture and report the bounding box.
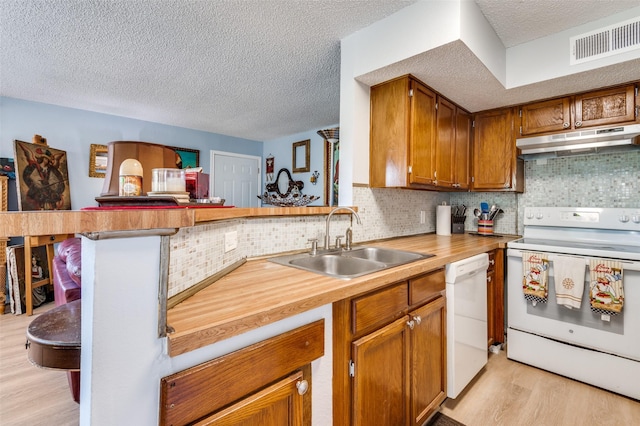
[553,255,586,309]
[522,251,550,305]
[589,259,624,315]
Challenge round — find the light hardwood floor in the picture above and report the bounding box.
[0,302,79,426]
[1,303,638,426]
[440,347,640,426]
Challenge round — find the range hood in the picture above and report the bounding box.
[516,124,640,158]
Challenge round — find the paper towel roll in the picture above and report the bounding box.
[436,205,452,236]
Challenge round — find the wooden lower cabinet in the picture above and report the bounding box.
[194,370,305,426]
[160,320,324,426]
[486,249,505,347]
[410,297,446,426]
[334,269,447,426]
[352,316,409,426]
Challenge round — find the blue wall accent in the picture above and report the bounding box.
[0,97,263,209]
[262,125,337,206]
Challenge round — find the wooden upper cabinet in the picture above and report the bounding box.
[519,83,638,137]
[520,97,572,136]
[454,109,472,190]
[409,80,437,186]
[370,75,436,188]
[574,84,637,129]
[435,97,456,188]
[472,107,523,192]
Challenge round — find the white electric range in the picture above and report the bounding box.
[506,207,640,400]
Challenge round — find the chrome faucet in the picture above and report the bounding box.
[324,207,362,250]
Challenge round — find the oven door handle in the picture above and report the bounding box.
[507,248,640,272]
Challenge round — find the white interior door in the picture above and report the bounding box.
[211,151,261,208]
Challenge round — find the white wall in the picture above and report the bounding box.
[81,235,333,425]
[506,6,640,88]
[0,97,262,208]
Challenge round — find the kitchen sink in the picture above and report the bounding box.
[289,254,387,278]
[269,246,434,279]
[344,246,427,264]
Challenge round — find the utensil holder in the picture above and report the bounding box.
[478,219,494,235]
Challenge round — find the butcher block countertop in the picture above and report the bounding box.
[166,233,518,357]
[0,206,350,238]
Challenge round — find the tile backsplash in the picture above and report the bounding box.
[453,151,640,235]
[168,150,639,296]
[167,186,447,296]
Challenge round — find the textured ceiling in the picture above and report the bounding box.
[476,0,640,48]
[1,0,640,142]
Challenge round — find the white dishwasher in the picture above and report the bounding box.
[445,253,489,398]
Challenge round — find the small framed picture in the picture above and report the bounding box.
[292,139,310,173]
[89,144,108,178]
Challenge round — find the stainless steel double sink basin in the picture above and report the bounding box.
[269,246,434,279]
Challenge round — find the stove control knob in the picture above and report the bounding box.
[526,211,534,219]
[535,212,544,219]
[632,215,640,224]
[619,215,630,223]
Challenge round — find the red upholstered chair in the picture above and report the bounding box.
[51,237,81,403]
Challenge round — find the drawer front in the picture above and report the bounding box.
[352,283,408,335]
[409,269,445,306]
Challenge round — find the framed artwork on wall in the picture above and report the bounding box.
[13,140,72,211]
[171,146,200,169]
[292,139,310,173]
[89,144,108,178]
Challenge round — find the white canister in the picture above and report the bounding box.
[436,204,452,236]
[119,159,143,196]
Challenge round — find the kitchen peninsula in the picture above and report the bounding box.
[1,207,515,425]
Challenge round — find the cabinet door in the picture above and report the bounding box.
[574,84,636,129]
[486,261,496,348]
[195,371,304,426]
[520,97,572,135]
[370,77,411,188]
[409,80,437,186]
[352,316,410,426]
[486,249,504,347]
[472,107,519,191]
[435,97,456,188]
[410,296,446,426]
[454,109,471,189]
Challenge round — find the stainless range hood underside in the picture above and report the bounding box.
[516,124,640,159]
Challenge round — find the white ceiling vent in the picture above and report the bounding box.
[570,17,640,65]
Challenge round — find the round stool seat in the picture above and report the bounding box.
[26,299,81,370]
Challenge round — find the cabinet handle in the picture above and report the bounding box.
[489,259,495,265]
[563,122,570,128]
[296,380,309,395]
[575,121,582,128]
[487,276,492,283]
[412,315,422,325]
[407,320,415,330]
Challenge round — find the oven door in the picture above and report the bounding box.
[507,248,640,362]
